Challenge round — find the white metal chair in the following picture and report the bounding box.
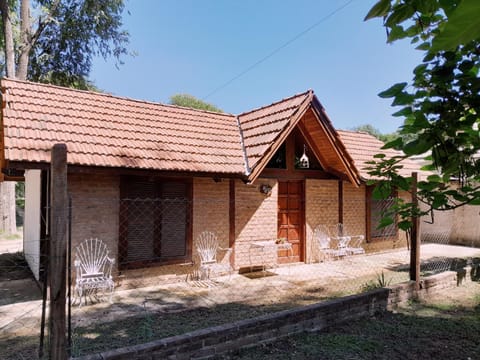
[330,223,365,256]
[313,225,346,261]
[73,238,115,307]
[195,231,233,280]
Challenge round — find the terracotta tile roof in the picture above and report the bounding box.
[2,79,418,183]
[238,90,312,172]
[1,78,245,174]
[337,130,423,179]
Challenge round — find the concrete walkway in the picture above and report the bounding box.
[0,237,23,253]
[1,243,479,338]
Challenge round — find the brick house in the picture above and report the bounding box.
[0,78,420,283]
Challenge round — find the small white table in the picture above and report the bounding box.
[249,240,293,273]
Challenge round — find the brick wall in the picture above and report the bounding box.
[388,270,462,309]
[120,178,232,287]
[342,182,366,237]
[234,178,277,270]
[305,179,338,263]
[69,173,120,267]
[70,175,235,288]
[192,178,230,260]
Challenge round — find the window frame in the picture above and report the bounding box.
[118,176,193,269]
[365,185,399,243]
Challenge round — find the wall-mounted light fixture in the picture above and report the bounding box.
[259,184,272,195]
[298,144,310,169]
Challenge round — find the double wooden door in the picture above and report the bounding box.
[277,180,304,263]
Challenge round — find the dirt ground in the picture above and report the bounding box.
[0,236,42,307]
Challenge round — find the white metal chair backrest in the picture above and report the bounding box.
[313,225,331,249]
[331,223,346,237]
[196,231,219,264]
[75,238,113,277]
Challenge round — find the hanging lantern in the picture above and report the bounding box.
[298,144,310,169]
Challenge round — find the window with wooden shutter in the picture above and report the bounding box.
[366,185,398,242]
[119,177,192,268]
[160,182,188,258]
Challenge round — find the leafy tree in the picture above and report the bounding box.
[170,94,223,113]
[351,124,416,144]
[0,0,129,232]
[352,124,383,138]
[0,0,129,88]
[365,0,480,230]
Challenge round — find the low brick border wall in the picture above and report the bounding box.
[76,289,389,360]
[388,270,466,309]
[75,269,467,360]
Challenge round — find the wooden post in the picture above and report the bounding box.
[49,144,68,360]
[229,179,235,269]
[409,172,420,289]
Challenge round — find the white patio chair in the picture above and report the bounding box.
[195,231,233,280]
[73,238,115,307]
[313,225,346,261]
[331,223,365,256]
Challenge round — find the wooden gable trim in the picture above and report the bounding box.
[246,91,314,183]
[245,93,362,186]
[295,116,350,181]
[309,97,362,187]
[259,128,339,180]
[298,110,355,181]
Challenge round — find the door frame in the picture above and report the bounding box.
[277,179,305,263]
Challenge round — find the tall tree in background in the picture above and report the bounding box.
[0,0,129,232]
[365,0,480,230]
[170,94,223,113]
[351,124,417,144]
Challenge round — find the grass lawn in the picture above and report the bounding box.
[216,281,480,360]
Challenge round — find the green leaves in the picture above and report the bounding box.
[26,0,130,88]
[365,0,480,233]
[382,137,403,150]
[364,0,391,21]
[378,82,408,98]
[384,3,415,27]
[367,0,480,53]
[169,94,223,113]
[372,182,392,200]
[431,0,480,52]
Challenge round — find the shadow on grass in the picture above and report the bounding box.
[71,301,294,357]
[0,334,42,360]
[69,280,347,358]
[385,256,476,275]
[218,297,480,360]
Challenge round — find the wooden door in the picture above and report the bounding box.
[277,180,304,263]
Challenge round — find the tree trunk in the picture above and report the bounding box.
[0,0,15,78]
[0,0,17,234]
[0,182,17,234]
[17,0,31,80]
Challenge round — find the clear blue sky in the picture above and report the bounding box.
[90,0,423,134]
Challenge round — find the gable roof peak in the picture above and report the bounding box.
[237,89,313,118]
